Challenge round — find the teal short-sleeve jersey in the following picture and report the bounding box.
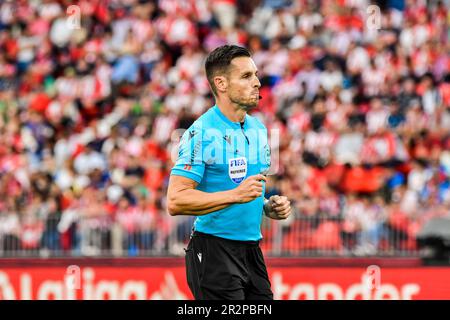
[170,105,271,241]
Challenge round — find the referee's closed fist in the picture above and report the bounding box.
[267,195,292,220]
[233,174,267,203]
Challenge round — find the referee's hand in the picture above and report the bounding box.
[234,174,267,203]
[266,195,292,220]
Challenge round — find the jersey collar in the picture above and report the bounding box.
[213,105,247,129]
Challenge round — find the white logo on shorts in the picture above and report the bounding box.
[228,157,247,184]
[197,253,202,262]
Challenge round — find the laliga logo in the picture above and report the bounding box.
[0,268,186,300]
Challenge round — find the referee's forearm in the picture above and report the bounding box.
[168,189,236,216]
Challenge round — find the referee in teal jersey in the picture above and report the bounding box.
[167,45,292,300]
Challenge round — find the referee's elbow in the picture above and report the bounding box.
[167,197,180,216]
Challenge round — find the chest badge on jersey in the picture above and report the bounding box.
[228,157,247,184]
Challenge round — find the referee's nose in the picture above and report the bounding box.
[253,76,261,89]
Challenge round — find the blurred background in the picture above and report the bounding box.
[0,0,449,300]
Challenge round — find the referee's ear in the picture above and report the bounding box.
[213,75,228,94]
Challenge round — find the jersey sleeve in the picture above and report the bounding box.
[170,125,207,184]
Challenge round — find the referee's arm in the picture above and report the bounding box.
[167,174,267,216]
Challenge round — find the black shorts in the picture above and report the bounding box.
[185,231,273,300]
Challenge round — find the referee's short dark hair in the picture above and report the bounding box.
[205,45,251,96]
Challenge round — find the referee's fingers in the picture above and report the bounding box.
[278,210,291,219]
[249,179,263,187]
[253,174,267,182]
[274,201,290,211]
[250,182,262,192]
[277,207,292,218]
[272,195,286,205]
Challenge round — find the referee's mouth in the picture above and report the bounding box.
[251,91,261,99]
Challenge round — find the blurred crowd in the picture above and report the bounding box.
[0,0,449,257]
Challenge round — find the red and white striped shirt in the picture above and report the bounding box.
[304,130,337,159]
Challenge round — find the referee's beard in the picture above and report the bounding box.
[231,97,261,112]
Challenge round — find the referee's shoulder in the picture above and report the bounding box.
[185,108,216,132]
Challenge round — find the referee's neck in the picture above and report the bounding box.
[216,102,247,123]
